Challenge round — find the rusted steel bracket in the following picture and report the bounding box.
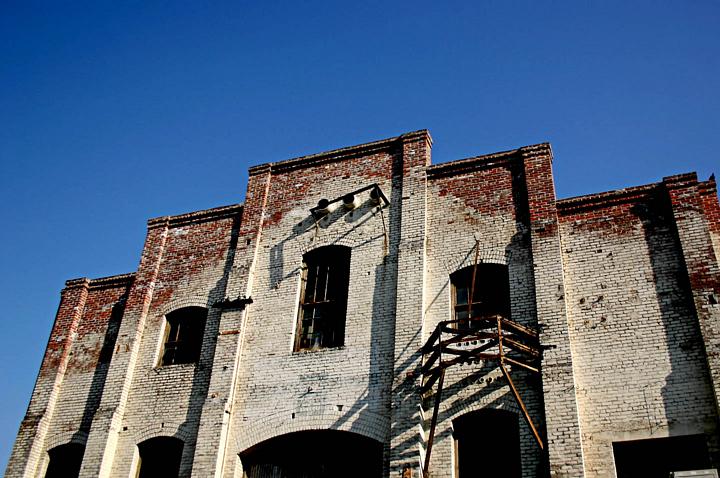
[212,296,253,310]
[420,311,544,477]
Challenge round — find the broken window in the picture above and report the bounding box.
[613,434,712,478]
[451,263,510,330]
[453,410,521,478]
[136,436,184,478]
[161,307,207,366]
[44,443,85,478]
[295,246,351,351]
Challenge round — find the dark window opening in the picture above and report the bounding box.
[240,430,382,478]
[161,307,208,366]
[613,435,712,478]
[295,246,351,351]
[44,443,85,478]
[453,410,521,478]
[451,263,510,330]
[137,436,184,478]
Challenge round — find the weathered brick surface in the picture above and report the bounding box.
[558,184,719,477]
[6,275,132,477]
[523,146,586,478]
[7,131,720,478]
[421,151,543,478]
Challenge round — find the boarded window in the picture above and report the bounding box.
[295,246,351,351]
[453,410,521,478]
[161,307,207,366]
[451,263,510,330]
[136,436,184,478]
[613,435,712,477]
[44,443,85,478]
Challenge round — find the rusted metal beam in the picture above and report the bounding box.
[423,369,445,478]
[499,360,544,450]
[420,326,442,353]
[420,348,441,375]
[502,336,541,358]
[420,369,443,396]
[465,240,480,330]
[502,356,540,374]
[500,317,539,339]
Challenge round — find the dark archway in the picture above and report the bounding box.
[240,430,383,478]
[453,409,521,478]
[136,436,184,478]
[44,443,85,478]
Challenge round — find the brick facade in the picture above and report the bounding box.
[7,131,720,477]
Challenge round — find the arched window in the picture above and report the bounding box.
[44,443,85,478]
[451,263,510,330]
[136,436,184,478]
[453,410,521,477]
[161,307,208,366]
[240,430,382,478]
[295,245,351,351]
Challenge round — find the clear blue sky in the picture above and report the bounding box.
[1,0,718,469]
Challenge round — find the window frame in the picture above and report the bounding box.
[159,307,208,367]
[293,246,351,352]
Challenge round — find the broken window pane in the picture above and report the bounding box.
[295,246,351,351]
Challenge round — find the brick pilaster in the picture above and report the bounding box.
[522,145,586,477]
[389,131,432,477]
[5,279,89,478]
[78,222,169,477]
[191,169,271,477]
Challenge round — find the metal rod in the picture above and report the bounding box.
[466,240,480,328]
[499,361,544,450]
[423,369,445,478]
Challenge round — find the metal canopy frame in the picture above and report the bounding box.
[420,244,544,478]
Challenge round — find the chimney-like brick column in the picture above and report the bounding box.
[522,144,586,477]
[389,131,432,476]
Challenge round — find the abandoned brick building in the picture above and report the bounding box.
[6,130,720,478]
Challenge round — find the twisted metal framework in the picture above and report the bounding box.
[420,246,544,477]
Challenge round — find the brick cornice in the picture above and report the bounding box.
[64,273,135,291]
[147,204,243,230]
[662,172,699,191]
[427,142,550,179]
[247,130,431,176]
[557,183,658,216]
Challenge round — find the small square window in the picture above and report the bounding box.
[161,307,207,366]
[294,246,351,351]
